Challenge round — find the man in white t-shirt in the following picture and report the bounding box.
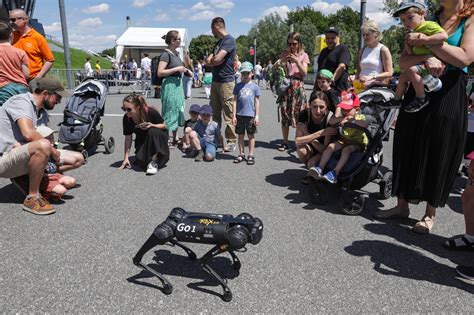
[254,61,262,86]
[140,53,152,81]
[84,57,93,77]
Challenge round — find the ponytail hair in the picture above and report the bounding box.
[123,94,149,123]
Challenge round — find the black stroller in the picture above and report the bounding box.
[58,80,115,158]
[308,87,398,215]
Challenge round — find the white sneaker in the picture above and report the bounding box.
[146,161,158,175]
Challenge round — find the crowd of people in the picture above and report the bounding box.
[0,2,473,281]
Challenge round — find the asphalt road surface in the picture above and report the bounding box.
[1,84,472,312]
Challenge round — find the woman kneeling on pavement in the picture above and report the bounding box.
[295,91,337,184]
[119,94,170,175]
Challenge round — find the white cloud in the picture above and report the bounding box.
[210,0,234,10]
[154,13,170,22]
[78,17,103,27]
[262,6,290,19]
[44,22,61,33]
[192,2,210,11]
[189,10,216,21]
[310,1,344,15]
[348,0,395,29]
[83,3,109,14]
[69,33,118,52]
[240,17,255,24]
[132,0,153,8]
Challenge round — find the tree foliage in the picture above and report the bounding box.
[189,35,216,61]
[381,25,405,73]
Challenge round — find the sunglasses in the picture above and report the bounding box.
[9,17,26,22]
[288,42,298,46]
[121,107,132,112]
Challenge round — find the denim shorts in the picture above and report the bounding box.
[200,138,217,158]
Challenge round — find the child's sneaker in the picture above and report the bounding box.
[308,166,323,179]
[195,149,204,162]
[322,170,337,184]
[23,195,55,215]
[423,74,443,93]
[379,98,402,109]
[404,97,429,113]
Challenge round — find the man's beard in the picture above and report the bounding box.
[43,99,55,110]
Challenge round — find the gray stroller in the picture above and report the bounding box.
[58,80,115,158]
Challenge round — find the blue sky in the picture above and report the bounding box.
[36,0,394,52]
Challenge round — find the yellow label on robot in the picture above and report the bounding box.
[199,219,218,225]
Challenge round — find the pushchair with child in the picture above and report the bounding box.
[308,87,398,215]
[58,80,115,158]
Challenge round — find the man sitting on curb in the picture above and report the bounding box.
[0,77,69,215]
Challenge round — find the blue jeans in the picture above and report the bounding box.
[200,138,217,159]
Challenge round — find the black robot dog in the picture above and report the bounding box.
[133,208,263,302]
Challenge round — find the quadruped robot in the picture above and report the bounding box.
[133,208,263,302]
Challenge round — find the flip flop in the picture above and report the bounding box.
[412,215,435,234]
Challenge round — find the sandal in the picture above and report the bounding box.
[278,143,289,151]
[233,155,245,163]
[247,155,255,165]
[444,235,474,250]
[168,140,175,149]
[412,215,435,234]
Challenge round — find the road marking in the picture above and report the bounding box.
[48,113,124,117]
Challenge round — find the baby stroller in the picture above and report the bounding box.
[308,87,398,215]
[58,80,115,159]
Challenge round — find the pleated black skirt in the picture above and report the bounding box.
[392,70,468,207]
[135,128,170,171]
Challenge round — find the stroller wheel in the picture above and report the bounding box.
[379,171,393,199]
[81,150,88,164]
[104,137,115,154]
[308,179,329,205]
[338,190,365,215]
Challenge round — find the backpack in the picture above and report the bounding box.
[271,65,290,97]
[151,50,171,86]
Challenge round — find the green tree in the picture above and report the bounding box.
[101,47,115,57]
[188,35,216,61]
[235,35,251,63]
[381,25,405,73]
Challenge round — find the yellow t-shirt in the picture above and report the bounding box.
[412,21,445,55]
[341,114,368,147]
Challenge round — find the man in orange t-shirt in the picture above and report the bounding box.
[9,9,54,81]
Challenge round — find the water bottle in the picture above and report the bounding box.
[423,74,443,93]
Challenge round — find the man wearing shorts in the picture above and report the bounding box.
[0,77,69,215]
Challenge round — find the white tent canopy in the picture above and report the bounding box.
[115,27,188,62]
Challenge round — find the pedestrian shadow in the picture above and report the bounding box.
[0,183,23,204]
[446,176,467,215]
[363,222,473,266]
[344,240,474,293]
[127,249,239,299]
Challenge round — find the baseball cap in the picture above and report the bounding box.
[36,125,57,137]
[31,77,70,97]
[467,151,474,160]
[318,69,334,80]
[200,104,213,115]
[393,1,426,17]
[189,104,201,113]
[325,26,339,35]
[240,61,253,73]
[337,91,360,110]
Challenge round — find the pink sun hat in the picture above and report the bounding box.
[467,151,474,160]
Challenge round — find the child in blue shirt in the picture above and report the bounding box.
[189,105,223,162]
[232,61,260,165]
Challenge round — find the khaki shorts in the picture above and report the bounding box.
[0,144,31,178]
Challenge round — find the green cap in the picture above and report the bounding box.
[318,69,333,80]
[240,61,253,73]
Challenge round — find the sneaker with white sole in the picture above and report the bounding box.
[146,161,158,175]
[322,170,337,184]
[23,195,55,215]
[308,166,323,179]
[456,265,474,281]
[224,142,236,152]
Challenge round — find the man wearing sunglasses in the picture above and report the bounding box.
[9,9,54,81]
[317,26,351,92]
[0,77,70,215]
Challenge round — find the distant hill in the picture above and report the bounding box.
[47,39,112,70]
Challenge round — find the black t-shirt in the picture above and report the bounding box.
[212,34,236,83]
[324,89,340,114]
[160,50,184,78]
[298,110,330,143]
[183,118,198,131]
[318,45,351,92]
[123,107,165,150]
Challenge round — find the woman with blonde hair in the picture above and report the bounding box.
[274,32,310,151]
[354,20,393,90]
[119,94,170,175]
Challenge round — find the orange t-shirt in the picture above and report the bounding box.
[12,28,54,80]
[0,44,28,87]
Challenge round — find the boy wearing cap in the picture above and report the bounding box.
[189,105,223,162]
[309,91,368,184]
[313,69,340,115]
[181,104,201,153]
[36,126,77,202]
[389,2,448,113]
[232,61,260,165]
